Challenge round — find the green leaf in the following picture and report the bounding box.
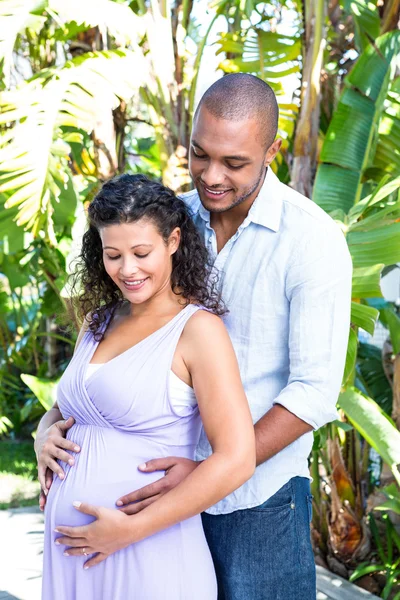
[349,562,384,581]
[343,0,380,52]
[338,387,400,473]
[313,31,400,213]
[356,342,392,414]
[374,499,400,514]
[333,420,353,432]
[20,374,59,411]
[49,0,142,48]
[352,265,383,298]
[0,49,145,240]
[351,302,379,335]
[313,164,360,214]
[343,328,358,385]
[379,306,400,355]
[347,221,400,267]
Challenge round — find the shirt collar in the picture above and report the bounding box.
[247,168,283,232]
[196,167,283,233]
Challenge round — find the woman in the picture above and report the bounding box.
[38,174,255,600]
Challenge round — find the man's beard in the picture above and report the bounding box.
[200,165,267,214]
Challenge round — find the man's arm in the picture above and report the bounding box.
[254,405,313,466]
[255,220,352,464]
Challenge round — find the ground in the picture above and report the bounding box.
[0,441,40,509]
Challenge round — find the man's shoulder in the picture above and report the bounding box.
[180,188,201,215]
[276,178,343,245]
[280,181,333,228]
[274,177,350,264]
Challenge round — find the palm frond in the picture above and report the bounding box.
[48,0,143,47]
[0,0,46,86]
[0,49,146,242]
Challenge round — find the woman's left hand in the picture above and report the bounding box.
[55,501,135,569]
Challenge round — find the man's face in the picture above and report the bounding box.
[189,106,280,214]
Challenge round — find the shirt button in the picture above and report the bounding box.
[290,502,295,509]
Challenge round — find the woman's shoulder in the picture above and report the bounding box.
[184,307,227,343]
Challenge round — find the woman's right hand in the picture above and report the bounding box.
[34,416,80,494]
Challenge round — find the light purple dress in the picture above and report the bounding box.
[42,304,217,600]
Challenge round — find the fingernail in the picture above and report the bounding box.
[74,446,80,452]
[63,552,69,556]
[116,500,123,506]
[55,540,60,545]
[138,463,146,470]
[68,459,74,466]
[54,529,60,533]
[73,500,81,508]
[84,566,89,570]
[58,473,64,480]
[44,489,48,496]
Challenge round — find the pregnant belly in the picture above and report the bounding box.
[47,424,191,529]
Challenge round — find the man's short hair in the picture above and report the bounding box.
[195,73,279,149]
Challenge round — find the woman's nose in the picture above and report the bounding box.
[119,258,140,277]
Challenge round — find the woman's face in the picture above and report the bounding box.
[99,218,180,305]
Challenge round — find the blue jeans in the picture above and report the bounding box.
[201,477,316,600]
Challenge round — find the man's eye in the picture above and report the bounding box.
[227,164,245,170]
[192,148,206,159]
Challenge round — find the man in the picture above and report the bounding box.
[36,74,352,599]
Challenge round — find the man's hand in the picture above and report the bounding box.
[55,502,134,569]
[116,457,199,515]
[39,467,53,511]
[35,416,80,493]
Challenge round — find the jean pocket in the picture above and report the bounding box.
[249,480,295,513]
[307,494,313,523]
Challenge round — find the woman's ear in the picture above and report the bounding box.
[169,227,181,255]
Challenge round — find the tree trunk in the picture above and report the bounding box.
[290,0,326,197]
[381,0,400,34]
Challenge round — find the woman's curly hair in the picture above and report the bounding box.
[71,173,225,339]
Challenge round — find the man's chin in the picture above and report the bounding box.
[199,194,244,214]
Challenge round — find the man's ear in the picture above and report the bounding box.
[264,138,282,167]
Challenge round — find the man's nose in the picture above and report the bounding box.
[201,162,225,187]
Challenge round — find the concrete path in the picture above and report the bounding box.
[0,507,380,600]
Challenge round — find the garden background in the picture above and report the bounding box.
[1,0,400,597]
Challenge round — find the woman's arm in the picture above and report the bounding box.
[55,311,255,565]
[129,311,255,529]
[34,318,89,491]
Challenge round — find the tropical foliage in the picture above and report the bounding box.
[1,0,400,594]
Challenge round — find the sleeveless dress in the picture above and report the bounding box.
[42,304,217,600]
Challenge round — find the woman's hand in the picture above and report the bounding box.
[35,416,80,493]
[55,502,135,569]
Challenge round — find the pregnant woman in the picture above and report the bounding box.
[37,174,255,600]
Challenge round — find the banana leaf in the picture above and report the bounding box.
[313,31,400,214]
[338,387,400,482]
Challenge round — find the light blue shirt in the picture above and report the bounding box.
[182,168,352,515]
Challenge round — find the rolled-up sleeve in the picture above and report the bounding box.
[273,221,352,430]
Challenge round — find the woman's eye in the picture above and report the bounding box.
[136,253,149,259]
[106,255,120,261]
